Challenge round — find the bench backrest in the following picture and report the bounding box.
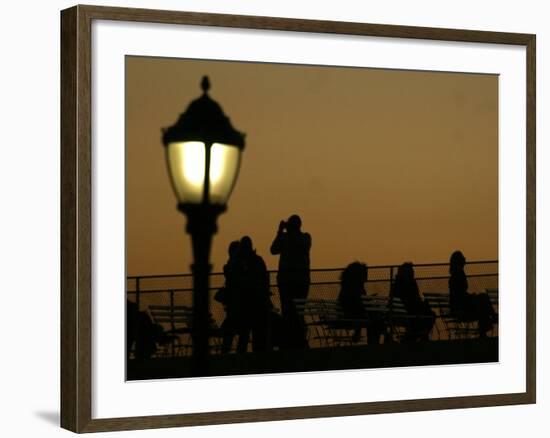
[148,305,192,328]
[295,295,404,322]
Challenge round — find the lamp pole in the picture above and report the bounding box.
[162,76,245,376]
[181,204,224,375]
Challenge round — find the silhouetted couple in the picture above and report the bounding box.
[449,250,497,337]
[216,236,274,353]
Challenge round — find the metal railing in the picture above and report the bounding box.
[126,260,498,355]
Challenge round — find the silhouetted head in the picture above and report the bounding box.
[239,235,254,256]
[341,261,368,285]
[449,250,466,274]
[228,240,240,259]
[286,214,302,233]
[397,262,415,282]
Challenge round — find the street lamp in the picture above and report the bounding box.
[162,76,245,375]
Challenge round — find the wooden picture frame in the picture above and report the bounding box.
[61,4,536,433]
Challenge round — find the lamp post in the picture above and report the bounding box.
[162,76,245,375]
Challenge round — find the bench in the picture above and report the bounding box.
[423,290,498,340]
[294,298,351,347]
[383,296,436,342]
[148,305,223,356]
[486,288,499,306]
[295,295,429,346]
[148,305,193,357]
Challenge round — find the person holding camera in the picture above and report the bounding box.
[270,214,312,349]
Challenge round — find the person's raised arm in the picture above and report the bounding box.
[270,221,286,255]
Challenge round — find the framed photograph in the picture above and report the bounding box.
[61,4,536,433]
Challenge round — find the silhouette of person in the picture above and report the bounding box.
[128,307,162,360]
[449,250,497,337]
[236,236,273,353]
[391,262,435,342]
[270,214,311,349]
[338,262,384,344]
[126,299,139,359]
[215,240,242,353]
[338,262,367,343]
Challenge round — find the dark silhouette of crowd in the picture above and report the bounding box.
[127,211,498,358]
[215,215,312,353]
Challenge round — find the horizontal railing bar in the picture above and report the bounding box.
[126,272,498,294]
[127,260,498,279]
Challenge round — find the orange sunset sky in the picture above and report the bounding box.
[126,56,498,276]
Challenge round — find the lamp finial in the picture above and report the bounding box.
[201,76,210,94]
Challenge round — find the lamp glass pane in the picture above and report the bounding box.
[166,141,205,204]
[166,141,241,205]
[209,143,241,204]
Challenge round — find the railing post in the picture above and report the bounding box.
[135,277,141,310]
[170,290,175,357]
[134,277,141,358]
[386,266,395,343]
